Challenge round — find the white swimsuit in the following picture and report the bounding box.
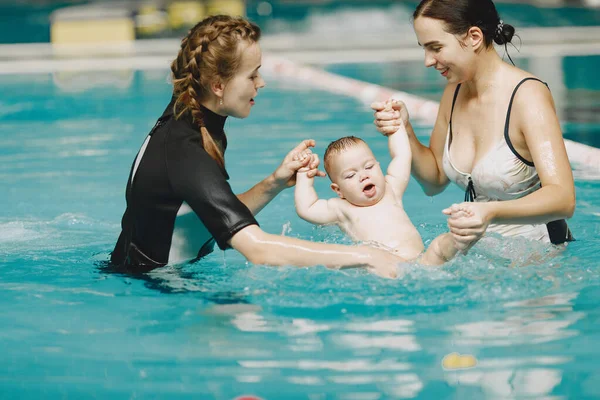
[442,77,573,244]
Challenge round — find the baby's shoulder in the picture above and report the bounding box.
[327,197,353,219]
[327,197,347,210]
[384,176,406,200]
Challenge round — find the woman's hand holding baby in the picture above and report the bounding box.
[294,148,325,178]
[443,202,493,250]
[272,139,325,189]
[371,99,410,136]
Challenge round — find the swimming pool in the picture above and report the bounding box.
[1,57,600,399]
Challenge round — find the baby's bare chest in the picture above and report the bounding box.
[351,205,405,224]
[342,203,413,239]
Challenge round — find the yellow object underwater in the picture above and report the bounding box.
[442,352,478,370]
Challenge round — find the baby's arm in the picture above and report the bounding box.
[419,209,474,266]
[419,233,460,266]
[384,101,412,197]
[295,153,340,225]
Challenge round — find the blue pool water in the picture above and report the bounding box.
[1,64,600,400]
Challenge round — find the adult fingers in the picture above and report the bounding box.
[452,233,478,245]
[390,99,407,110]
[374,110,400,120]
[287,155,311,171]
[447,216,480,230]
[288,139,316,157]
[374,119,402,128]
[448,226,480,238]
[370,101,387,111]
[293,149,312,161]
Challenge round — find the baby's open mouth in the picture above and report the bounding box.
[363,184,376,197]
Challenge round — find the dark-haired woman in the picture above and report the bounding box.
[111,15,399,278]
[373,0,575,249]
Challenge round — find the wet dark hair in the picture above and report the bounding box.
[413,0,516,62]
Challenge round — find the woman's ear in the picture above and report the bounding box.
[467,26,485,51]
[330,183,344,199]
[211,79,225,98]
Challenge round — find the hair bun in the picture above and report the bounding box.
[494,23,515,45]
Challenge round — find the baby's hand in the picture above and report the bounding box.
[294,149,313,173]
[449,208,474,219]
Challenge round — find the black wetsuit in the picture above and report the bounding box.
[111,97,258,271]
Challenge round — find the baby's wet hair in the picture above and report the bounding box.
[323,136,366,177]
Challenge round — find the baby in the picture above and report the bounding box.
[294,103,460,266]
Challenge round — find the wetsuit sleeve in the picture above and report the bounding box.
[166,129,258,250]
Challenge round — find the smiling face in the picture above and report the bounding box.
[327,142,387,207]
[221,41,265,118]
[413,16,479,83]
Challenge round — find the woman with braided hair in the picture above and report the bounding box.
[111,15,399,278]
[373,0,575,251]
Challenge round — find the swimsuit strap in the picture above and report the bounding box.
[447,84,477,202]
[448,83,462,144]
[504,77,549,167]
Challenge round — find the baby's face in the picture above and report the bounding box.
[329,143,386,207]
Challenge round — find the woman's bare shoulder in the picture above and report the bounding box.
[505,64,544,88]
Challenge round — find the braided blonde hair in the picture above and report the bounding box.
[171,15,261,169]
